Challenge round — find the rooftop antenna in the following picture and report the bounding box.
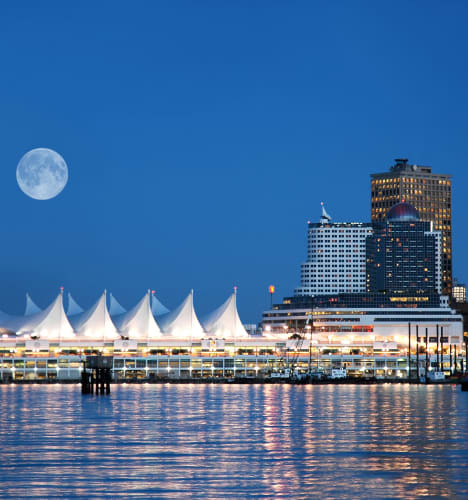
[320,202,332,223]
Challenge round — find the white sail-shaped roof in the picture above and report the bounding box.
[158,290,204,338]
[71,291,120,340]
[151,291,170,316]
[2,291,75,340]
[25,293,42,316]
[202,290,249,339]
[109,293,126,316]
[116,291,163,339]
[66,293,84,316]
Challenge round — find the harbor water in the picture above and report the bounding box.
[0,384,467,499]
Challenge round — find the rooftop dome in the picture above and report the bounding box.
[386,202,419,221]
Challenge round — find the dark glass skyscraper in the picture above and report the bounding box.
[370,158,452,294]
[366,202,441,295]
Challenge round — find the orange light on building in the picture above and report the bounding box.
[268,285,275,308]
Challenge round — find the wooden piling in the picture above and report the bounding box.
[81,356,113,396]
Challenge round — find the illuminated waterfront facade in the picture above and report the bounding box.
[0,289,464,382]
[0,330,465,381]
[370,159,452,294]
[260,296,465,377]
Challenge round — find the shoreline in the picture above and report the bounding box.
[0,378,464,386]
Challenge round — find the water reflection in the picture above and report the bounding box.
[0,384,467,499]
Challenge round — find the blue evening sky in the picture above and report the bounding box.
[0,1,467,322]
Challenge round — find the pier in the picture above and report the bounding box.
[81,356,113,395]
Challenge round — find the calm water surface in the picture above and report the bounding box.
[0,384,467,499]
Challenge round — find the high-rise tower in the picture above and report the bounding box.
[366,202,441,295]
[294,204,372,296]
[370,159,452,294]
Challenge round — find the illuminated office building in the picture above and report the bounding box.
[366,202,442,295]
[370,159,452,294]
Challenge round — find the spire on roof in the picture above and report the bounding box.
[320,202,332,222]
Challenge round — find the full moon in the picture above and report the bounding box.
[16,148,68,200]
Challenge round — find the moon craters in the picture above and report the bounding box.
[16,148,68,200]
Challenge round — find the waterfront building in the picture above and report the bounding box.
[294,204,373,296]
[366,201,441,295]
[0,288,464,382]
[262,293,459,336]
[370,158,452,293]
[256,192,464,379]
[260,294,464,377]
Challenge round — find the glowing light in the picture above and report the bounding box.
[269,285,275,294]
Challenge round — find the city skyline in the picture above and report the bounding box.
[1,2,468,322]
[2,5,467,499]
[371,159,452,294]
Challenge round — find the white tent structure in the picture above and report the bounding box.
[116,291,164,340]
[71,291,120,341]
[25,293,42,316]
[202,290,249,339]
[157,290,204,338]
[109,293,126,316]
[150,291,170,316]
[66,293,84,316]
[1,291,75,340]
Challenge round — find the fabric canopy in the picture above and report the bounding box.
[157,290,204,338]
[150,291,170,316]
[202,290,249,339]
[66,293,84,316]
[25,293,42,316]
[0,289,250,341]
[2,291,75,340]
[71,291,120,341]
[115,291,164,339]
[109,293,126,316]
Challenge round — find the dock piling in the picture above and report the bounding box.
[81,356,113,396]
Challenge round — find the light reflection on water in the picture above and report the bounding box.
[0,384,467,499]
